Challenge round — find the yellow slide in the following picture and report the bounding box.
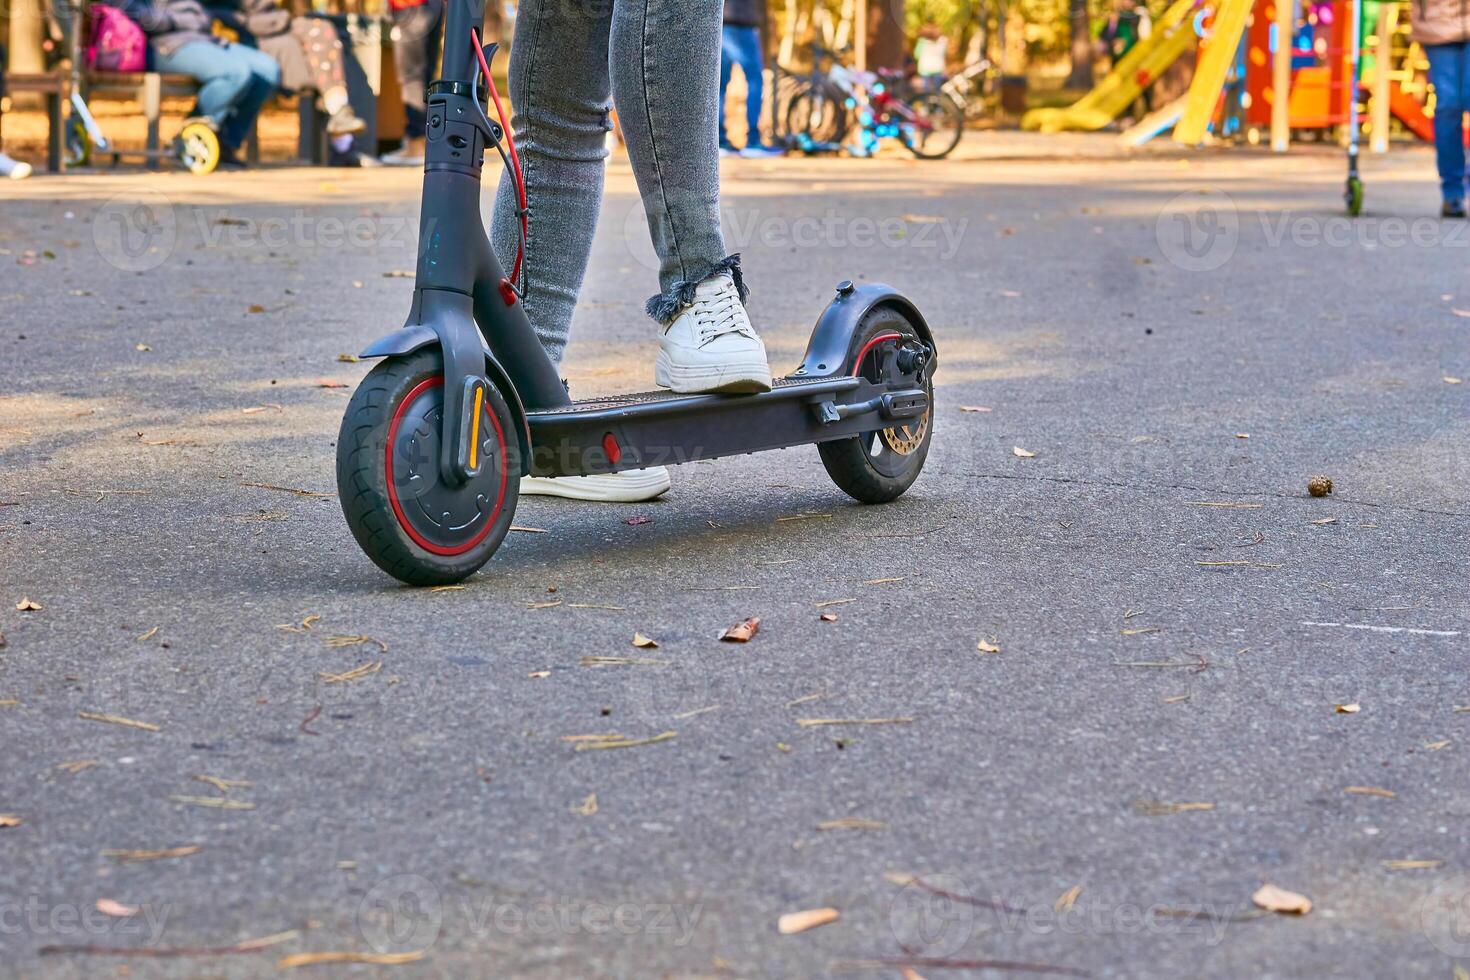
[1022,0,1202,133]
[1171,0,1254,143]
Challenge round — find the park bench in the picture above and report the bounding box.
[1,65,331,172]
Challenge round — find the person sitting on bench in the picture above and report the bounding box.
[209,0,375,167]
[0,42,35,178]
[107,0,280,168]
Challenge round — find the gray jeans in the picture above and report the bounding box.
[489,0,742,366]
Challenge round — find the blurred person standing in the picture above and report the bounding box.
[718,0,781,157]
[383,0,444,164]
[1411,0,1470,215]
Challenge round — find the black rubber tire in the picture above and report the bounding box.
[818,307,934,504]
[336,348,519,586]
[901,92,965,160]
[786,83,850,145]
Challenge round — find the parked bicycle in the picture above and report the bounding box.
[779,42,965,160]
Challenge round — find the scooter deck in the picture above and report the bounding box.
[524,373,924,477]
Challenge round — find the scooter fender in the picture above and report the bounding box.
[793,281,937,378]
[358,312,533,477]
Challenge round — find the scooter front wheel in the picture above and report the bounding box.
[818,307,934,503]
[336,348,520,586]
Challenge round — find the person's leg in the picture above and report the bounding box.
[1426,42,1467,206]
[718,25,738,151]
[734,25,765,148]
[611,0,733,315]
[611,0,770,393]
[216,44,281,151]
[390,0,443,148]
[156,42,254,134]
[487,0,613,366]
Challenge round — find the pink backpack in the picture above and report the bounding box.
[86,4,147,73]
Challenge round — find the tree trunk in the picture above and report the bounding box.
[866,0,905,71]
[1067,0,1092,89]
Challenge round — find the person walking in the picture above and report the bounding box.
[1411,0,1470,215]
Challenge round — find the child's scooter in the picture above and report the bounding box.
[334,0,937,586]
[1344,0,1364,216]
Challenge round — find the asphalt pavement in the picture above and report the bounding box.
[1,133,1467,978]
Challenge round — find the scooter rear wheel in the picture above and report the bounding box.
[1345,175,1364,217]
[336,348,520,586]
[818,307,934,503]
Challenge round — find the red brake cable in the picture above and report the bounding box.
[470,28,527,303]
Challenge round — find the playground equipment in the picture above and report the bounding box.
[1021,0,1204,133]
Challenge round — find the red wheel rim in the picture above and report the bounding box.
[384,376,509,557]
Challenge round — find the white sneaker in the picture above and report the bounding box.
[655,273,773,394]
[0,153,32,180]
[520,466,671,502]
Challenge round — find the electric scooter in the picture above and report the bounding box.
[1344,0,1364,216]
[334,0,937,586]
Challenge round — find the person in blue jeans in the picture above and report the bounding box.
[111,0,280,168]
[718,0,781,157]
[1412,0,1470,215]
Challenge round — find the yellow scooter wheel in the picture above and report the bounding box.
[177,120,221,175]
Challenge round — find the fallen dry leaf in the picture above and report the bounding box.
[632,632,659,649]
[1054,885,1083,913]
[169,795,255,810]
[572,731,677,752]
[720,617,761,643]
[624,515,654,526]
[1344,786,1396,798]
[336,353,360,363]
[819,613,838,622]
[570,793,598,816]
[56,760,98,774]
[1307,476,1334,497]
[1310,517,1338,525]
[78,711,159,732]
[194,775,252,793]
[102,845,201,863]
[1012,446,1036,458]
[816,817,885,831]
[15,597,42,611]
[528,670,550,679]
[1251,883,1312,915]
[1445,376,1464,385]
[976,638,1000,653]
[318,662,382,684]
[1381,859,1444,870]
[95,898,138,918]
[778,908,839,935]
[0,814,22,828]
[1133,800,1215,816]
[1424,740,1452,751]
[959,405,993,413]
[1335,703,1361,714]
[796,717,913,728]
[278,951,424,969]
[1452,308,1470,318]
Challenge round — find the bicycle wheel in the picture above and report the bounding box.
[900,92,965,160]
[786,83,850,145]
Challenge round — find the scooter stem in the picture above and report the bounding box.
[408,4,571,486]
